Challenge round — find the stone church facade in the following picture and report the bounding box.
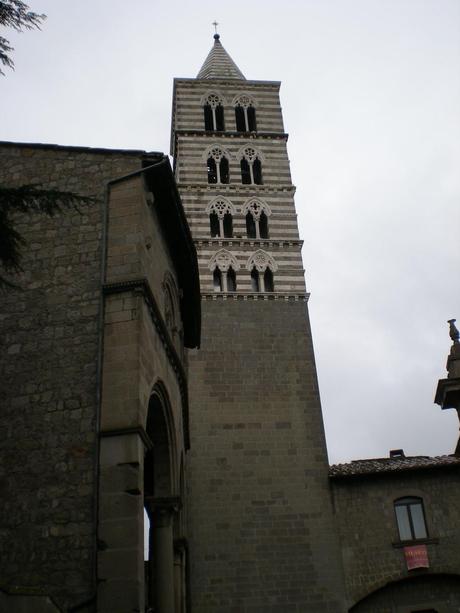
[0,34,459,613]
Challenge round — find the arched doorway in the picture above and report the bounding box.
[350,573,460,612]
[144,384,180,612]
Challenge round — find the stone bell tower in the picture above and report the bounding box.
[171,33,346,611]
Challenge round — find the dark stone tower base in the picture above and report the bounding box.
[186,299,345,611]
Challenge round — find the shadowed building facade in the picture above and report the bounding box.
[0,146,201,612]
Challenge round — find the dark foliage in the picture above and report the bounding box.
[0,0,45,74]
[0,185,95,287]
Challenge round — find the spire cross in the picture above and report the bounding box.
[212,21,219,34]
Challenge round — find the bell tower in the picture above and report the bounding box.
[171,33,346,611]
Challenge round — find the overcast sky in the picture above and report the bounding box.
[2,0,459,463]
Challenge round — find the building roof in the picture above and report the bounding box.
[0,139,162,158]
[329,455,460,478]
[196,34,245,80]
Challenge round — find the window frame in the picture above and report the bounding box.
[394,497,428,542]
[243,199,271,239]
[205,147,230,184]
[203,93,225,132]
[209,249,239,293]
[238,146,264,185]
[207,197,235,238]
[234,95,257,132]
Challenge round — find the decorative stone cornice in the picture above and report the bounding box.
[174,77,281,89]
[177,183,296,194]
[194,238,303,249]
[201,292,309,302]
[176,129,288,141]
[102,278,190,449]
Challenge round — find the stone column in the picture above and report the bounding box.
[147,497,180,613]
[97,431,145,613]
[174,538,188,613]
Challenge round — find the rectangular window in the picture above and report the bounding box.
[395,497,428,541]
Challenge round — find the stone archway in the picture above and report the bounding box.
[349,573,460,613]
[144,385,180,613]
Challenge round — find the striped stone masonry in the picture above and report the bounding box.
[171,77,307,297]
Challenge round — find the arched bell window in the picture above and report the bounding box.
[206,146,230,184]
[234,94,257,132]
[203,93,225,131]
[213,267,223,291]
[243,199,272,239]
[206,197,235,238]
[250,268,274,293]
[227,267,237,292]
[210,211,220,237]
[246,212,256,238]
[250,267,260,292]
[239,146,263,185]
[263,268,274,292]
[247,250,277,293]
[209,249,239,293]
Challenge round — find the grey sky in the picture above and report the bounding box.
[2,0,459,463]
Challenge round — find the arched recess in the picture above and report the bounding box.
[242,198,272,239]
[144,381,180,613]
[209,249,239,293]
[246,249,277,273]
[162,272,182,350]
[200,90,227,107]
[201,91,226,131]
[206,196,236,238]
[232,93,258,132]
[231,92,258,108]
[246,250,277,293]
[237,145,265,185]
[202,144,231,184]
[237,144,266,164]
[144,381,177,499]
[349,573,460,613]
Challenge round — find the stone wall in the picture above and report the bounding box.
[98,172,193,612]
[186,298,346,612]
[331,467,460,610]
[0,143,144,610]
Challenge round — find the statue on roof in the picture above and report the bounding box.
[448,319,459,344]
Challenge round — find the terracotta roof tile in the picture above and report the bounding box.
[329,455,460,478]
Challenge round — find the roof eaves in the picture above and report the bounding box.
[0,140,161,157]
[329,455,460,479]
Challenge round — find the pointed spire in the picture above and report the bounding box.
[197,33,245,80]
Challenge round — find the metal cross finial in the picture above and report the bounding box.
[212,21,219,34]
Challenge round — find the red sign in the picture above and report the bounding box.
[404,544,429,570]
